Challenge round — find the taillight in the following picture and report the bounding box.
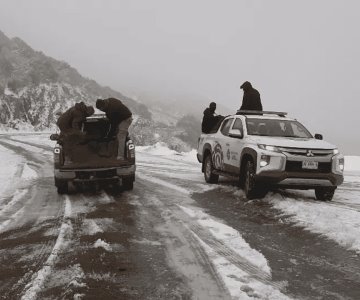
[54,147,61,166]
[127,143,135,159]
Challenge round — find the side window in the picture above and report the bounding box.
[232,119,243,132]
[220,118,233,136]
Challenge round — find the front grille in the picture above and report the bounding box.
[76,169,117,179]
[285,161,332,173]
[279,147,333,157]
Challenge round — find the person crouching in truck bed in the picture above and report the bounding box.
[56,102,95,164]
[202,102,224,134]
[96,98,133,160]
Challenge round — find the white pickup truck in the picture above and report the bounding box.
[197,111,344,200]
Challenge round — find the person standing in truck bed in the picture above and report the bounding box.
[96,98,133,160]
[240,81,263,111]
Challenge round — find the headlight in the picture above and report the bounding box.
[260,155,270,167]
[258,144,281,152]
[333,149,339,155]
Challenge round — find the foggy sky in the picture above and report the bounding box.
[1,0,359,154]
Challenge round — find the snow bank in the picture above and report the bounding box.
[0,144,23,199]
[345,156,360,172]
[196,237,290,300]
[179,205,271,274]
[137,142,198,163]
[270,194,360,253]
[21,164,38,180]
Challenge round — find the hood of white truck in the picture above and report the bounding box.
[248,136,337,149]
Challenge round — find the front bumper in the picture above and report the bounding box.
[254,150,344,188]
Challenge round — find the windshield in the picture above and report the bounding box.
[246,118,313,138]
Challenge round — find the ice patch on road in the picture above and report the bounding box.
[21,164,38,180]
[82,219,104,235]
[94,239,112,251]
[137,173,190,195]
[44,264,86,289]
[269,193,360,253]
[131,238,162,246]
[179,205,271,274]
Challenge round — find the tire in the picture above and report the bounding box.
[243,160,267,199]
[56,181,68,194]
[244,160,256,199]
[204,154,219,184]
[315,187,335,201]
[123,177,134,191]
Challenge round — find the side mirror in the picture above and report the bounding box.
[314,133,323,140]
[228,128,243,139]
[50,133,60,141]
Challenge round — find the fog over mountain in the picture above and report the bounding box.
[1,0,358,154]
[0,30,199,151]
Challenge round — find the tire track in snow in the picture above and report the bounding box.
[20,197,73,300]
[137,176,286,295]
[8,137,53,152]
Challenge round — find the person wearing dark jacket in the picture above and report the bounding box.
[240,81,263,111]
[57,102,94,133]
[56,102,95,164]
[96,98,133,160]
[202,102,223,133]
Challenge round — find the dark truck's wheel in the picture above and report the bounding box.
[204,154,219,183]
[56,181,68,194]
[122,177,134,191]
[315,187,335,201]
[243,160,267,199]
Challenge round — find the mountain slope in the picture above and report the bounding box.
[0,30,199,150]
[0,30,150,129]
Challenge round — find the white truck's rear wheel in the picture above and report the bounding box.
[204,155,219,184]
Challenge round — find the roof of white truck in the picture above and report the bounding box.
[234,110,294,121]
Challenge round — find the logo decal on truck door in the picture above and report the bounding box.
[212,143,224,170]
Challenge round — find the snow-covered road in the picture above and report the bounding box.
[0,134,359,299]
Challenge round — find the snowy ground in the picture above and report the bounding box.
[0,133,359,299]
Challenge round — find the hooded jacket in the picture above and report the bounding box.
[240,81,263,111]
[202,108,223,133]
[56,102,94,132]
[100,98,132,125]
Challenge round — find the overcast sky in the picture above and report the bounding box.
[0,0,359,154]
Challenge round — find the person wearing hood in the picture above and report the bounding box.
[57,102,94,134]
[56,102,95,164]
[96,98,132,160]
[240,81,263,111]
[202,102,223,133]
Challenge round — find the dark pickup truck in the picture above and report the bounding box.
[50,114,136,194]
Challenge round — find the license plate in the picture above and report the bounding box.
[302,161,318,169]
